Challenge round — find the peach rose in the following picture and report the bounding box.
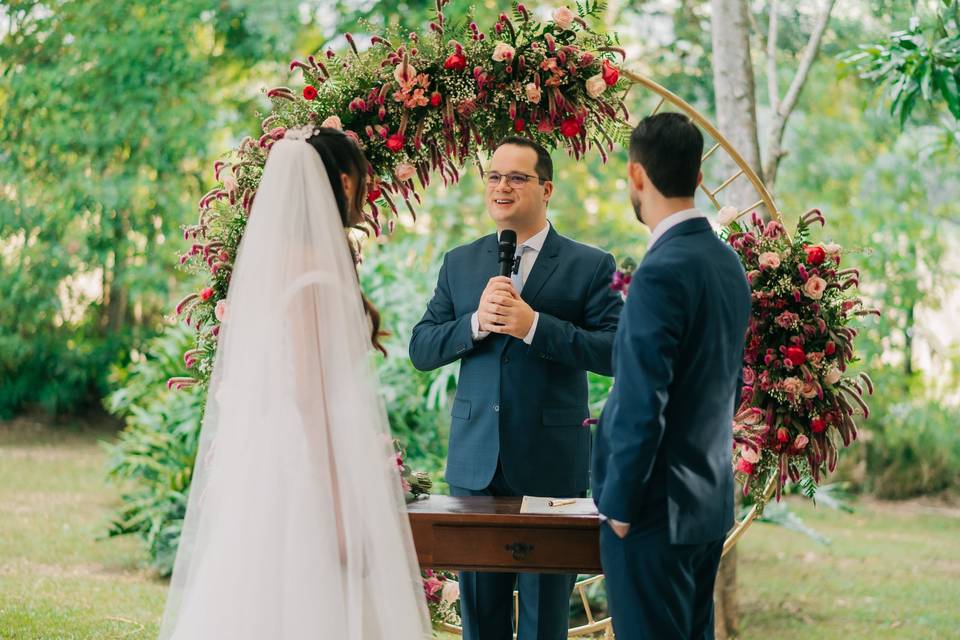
[492,42,515,62]
[758,252,781,270]
[824,366,842,385]
[801,381,819,399]
[782,377,803,396]
[525,82,542,103]
[552,7,576,29]
[321,115,342,129]
[585,73,606,98]
[803,276,827,300]
[717,205,740,225]
[395,163,416,181]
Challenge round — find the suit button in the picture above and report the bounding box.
[502,355,509,364]
[493,404,500,412]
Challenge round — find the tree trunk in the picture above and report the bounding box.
[710,0,763,218]
[710,0,763,636]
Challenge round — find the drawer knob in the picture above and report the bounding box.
[504,542,534,560]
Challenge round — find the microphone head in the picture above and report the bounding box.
[497,229,518,277]
[499,229,517,246]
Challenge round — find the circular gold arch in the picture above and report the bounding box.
[439,69,780,638]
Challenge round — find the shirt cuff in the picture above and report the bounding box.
[471,311,490,341]
[522,312,540,345]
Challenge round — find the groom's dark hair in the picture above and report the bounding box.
[629,112,703,198]
[495,136,553,181]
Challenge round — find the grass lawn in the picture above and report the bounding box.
[1,417,958,639]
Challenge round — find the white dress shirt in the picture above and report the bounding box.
[471,222,551,344]
[647,207,706,251]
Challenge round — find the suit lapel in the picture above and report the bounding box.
[520,225,561,304]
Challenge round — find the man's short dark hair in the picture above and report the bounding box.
[629,113,703,198]
[495,136,553,181]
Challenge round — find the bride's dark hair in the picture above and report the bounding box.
[306,128,387,355]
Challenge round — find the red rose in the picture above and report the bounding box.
[804,245,826,266]
[430,91,442,107]
[736,458,754,475]
[385,133,405,152]
[559,117,581,138]
[444,52,467,71]
[366,186,382,203]
[513,118,525,132]
[601,60,619,86]
[785,346,806,366]
[811,417,827,433]
[824,341,836,355]
[199,287,214,301]
[302,85,318,101]
[776,427,790,443]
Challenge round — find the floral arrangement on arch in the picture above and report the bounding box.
[168,0,630,394]
[607,209,877,504]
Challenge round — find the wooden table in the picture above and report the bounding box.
[407,495,602,574]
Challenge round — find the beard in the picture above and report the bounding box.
[630,190,644,225]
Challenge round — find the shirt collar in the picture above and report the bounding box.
[498,221,551,252]
[648,208,705,250]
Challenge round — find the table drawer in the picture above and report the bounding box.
[430,524,600,573]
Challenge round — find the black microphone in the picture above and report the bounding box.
[497,229,517,278]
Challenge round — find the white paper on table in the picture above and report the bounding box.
[519,496,599,516]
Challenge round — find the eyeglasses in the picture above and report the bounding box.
[483,170,549,188]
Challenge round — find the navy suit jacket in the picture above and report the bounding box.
[409,225,623,496]
[592,217,751,545]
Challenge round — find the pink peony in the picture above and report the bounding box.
[803,276,827,300]
[585,73,606,98]
[552,7,576,29]
[321,115,342,129]
[395,163,416,181]
[441,580,460,604]
[492,42,515,62]
[758,252,781,270]
[525,82,542,103]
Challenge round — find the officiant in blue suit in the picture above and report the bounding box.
[591,113,752,639]
[409,137,623,640]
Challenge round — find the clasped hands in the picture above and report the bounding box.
[477,276,535,339]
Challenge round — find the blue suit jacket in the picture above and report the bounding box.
[592,217,751,545]
[409,225,623,496]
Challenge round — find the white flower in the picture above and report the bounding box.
[585,73,606,98]
[758,252,781,270]
[824,366,842,385]
[321,115,342,130]
[525,82,542,104]
[552,7,576,30]
[492,42,515,63]
[441,580,460,604]
[717,205,740,225]
[395,163,416,181]
[215,300,228,322]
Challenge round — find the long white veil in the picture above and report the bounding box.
[158,132,431,639]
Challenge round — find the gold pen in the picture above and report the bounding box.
[547,498,576,507]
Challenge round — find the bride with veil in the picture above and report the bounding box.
[158,127,431,639]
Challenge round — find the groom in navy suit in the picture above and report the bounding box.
[410,137,623,640]
[592,113,751,639]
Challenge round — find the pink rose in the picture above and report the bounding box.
[740,445,760,464]
[585,73,606,98]
[552,7,576,29]
[824,366,842,385]
[794,435,809,449]
[441,580,460,604]
[525,82,542,104]
[801,381,819,399]
[782,377,803,396]
[424,576,443,599]
[803,276,827,300]
[321,115,342,129]
[395,163,416,181]
[492,42,515,62]
[758,252,781,270]
[742,367,756,385]
[736,458,755,475]
[214,300,228,322]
